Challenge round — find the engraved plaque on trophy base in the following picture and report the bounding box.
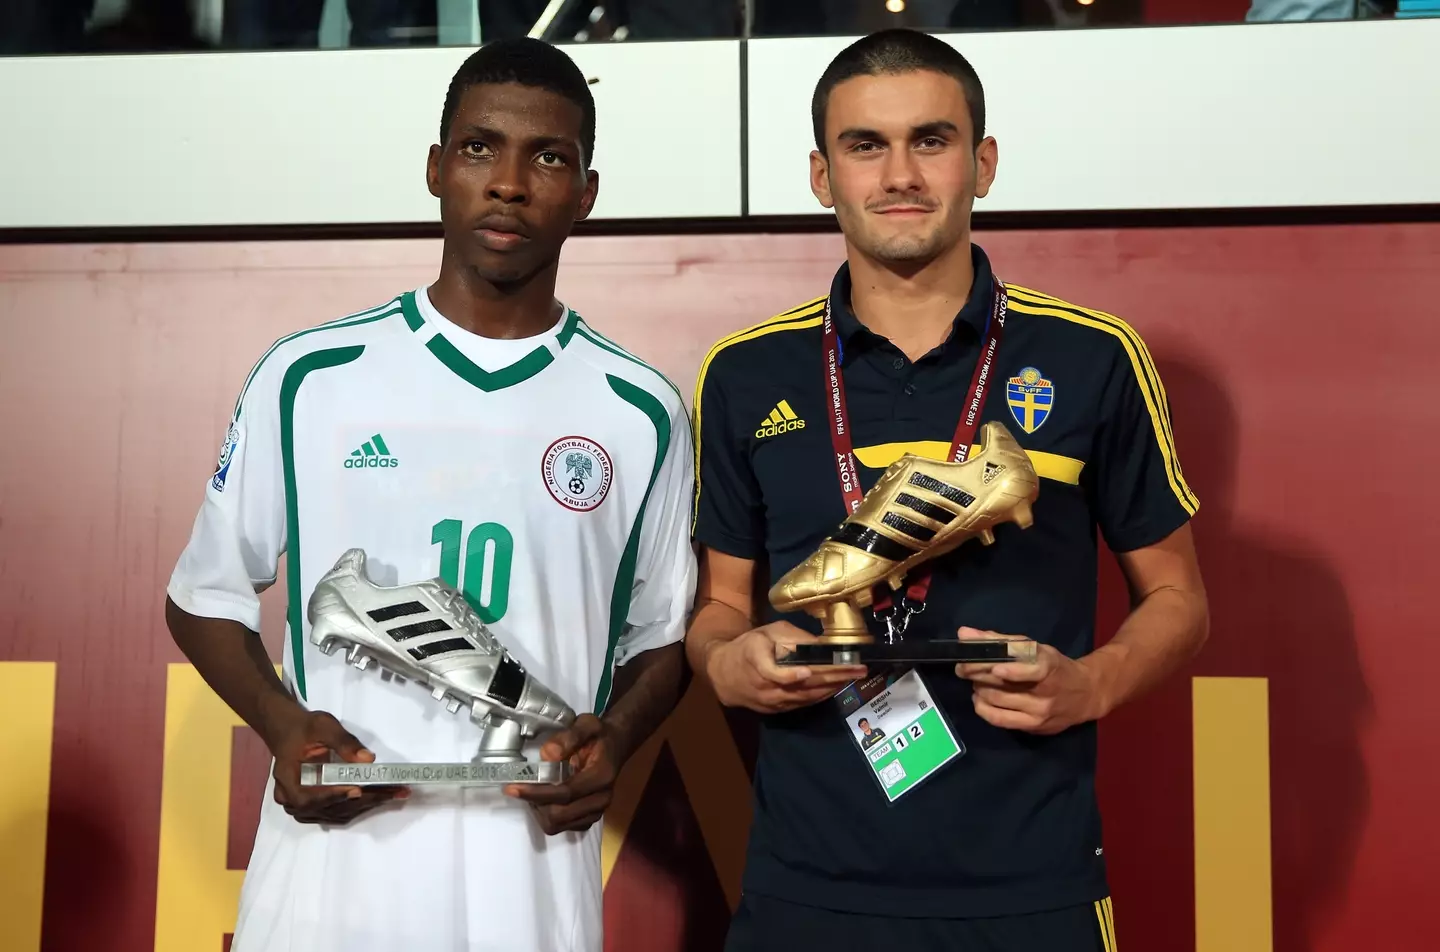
[300,760,571,787]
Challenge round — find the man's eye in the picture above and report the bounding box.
[464,141,492,157]
[538,151,565,167]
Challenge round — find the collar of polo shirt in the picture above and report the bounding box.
[828,244,997,363]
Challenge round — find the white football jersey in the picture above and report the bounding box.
[167,287,697,952]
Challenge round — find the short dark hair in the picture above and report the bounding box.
[439,37,596,166]
[811,29,986,155]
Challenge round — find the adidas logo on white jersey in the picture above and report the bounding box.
[344,433,400,469]
[755,400,806,439]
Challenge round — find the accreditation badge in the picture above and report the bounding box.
[835,668,964,803]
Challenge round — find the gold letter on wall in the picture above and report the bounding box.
[0,662,57,952]
[154,663,246,952]
[1193,676,1274,952]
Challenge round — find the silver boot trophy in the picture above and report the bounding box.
[298,549,576,788]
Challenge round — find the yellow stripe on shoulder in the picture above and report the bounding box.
[1008,285,1175,438]
[710,295,827,352]
[1008,288,1186,474]
[691,297,827,529]
[1006,290,1198,516]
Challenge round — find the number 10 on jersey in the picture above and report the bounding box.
[431,519,513,623]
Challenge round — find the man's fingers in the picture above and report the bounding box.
[958,625,1025,641]
[973,695,1041,731]
[507,762,613,805]
[747,636,813,683]
[790,666,868,688]
[758,682,846,713]
[504,779,572,804]
[532,792,611,832]
[273,761,363,808]
[956,666,1009,685]
[964,662,1045,685]
[285,785,403,823]
[292,793,396,825]
[955,629,1041,681]
[539,714,603,764]
[759,623,822,645]
[755,639,867,686]
[309,713,374,763]
[974,685,1047,715]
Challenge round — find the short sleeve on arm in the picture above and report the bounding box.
[691,350,765,559]
[612,393,698,667]
[1090,336,1200,554]
[166,363,287,634]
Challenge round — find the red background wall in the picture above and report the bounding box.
[2,223,1438,951]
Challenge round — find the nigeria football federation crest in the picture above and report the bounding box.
[542,436,614,512]
[1006,366,1054,434]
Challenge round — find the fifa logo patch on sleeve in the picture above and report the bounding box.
[211,423,240,492]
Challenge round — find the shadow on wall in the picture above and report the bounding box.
[1099,356,1371,952]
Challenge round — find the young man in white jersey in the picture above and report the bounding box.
[164,38,695,952]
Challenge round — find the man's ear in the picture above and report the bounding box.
[974,136,998,201]
[810,150,835,210]
[427,143,442,199]
[576,169,600,222]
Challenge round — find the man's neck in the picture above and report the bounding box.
[426,256,564,340]
[846,237,975,362]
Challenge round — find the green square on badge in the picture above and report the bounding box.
[868,707,961,801]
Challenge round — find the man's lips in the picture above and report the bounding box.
[474,215,529,249]
[874,204,934,216]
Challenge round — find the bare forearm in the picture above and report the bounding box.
[600,641,687,763]
[1083,586,1209,717]
[682,598,754,691]
[164,596,304,749]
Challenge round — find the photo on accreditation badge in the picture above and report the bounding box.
[852,715,889,751]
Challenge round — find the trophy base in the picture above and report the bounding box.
[299,760,571,787]
[776,638,1038,667]
[809,600,871,642]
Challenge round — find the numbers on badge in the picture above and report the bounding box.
[918,699,928,711]
[892,731,909,751]
[908,722,925,741]
[431,518,514,623]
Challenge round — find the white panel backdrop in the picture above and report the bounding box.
[0,19,1436,230]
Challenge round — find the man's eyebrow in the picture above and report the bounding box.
[911,120,961,139]
[836,120,961,143]
[836,126,883,143]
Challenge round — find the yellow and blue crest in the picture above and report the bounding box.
[1006,366,1054,434]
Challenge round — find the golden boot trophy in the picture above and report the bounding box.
[772,421,1041,667]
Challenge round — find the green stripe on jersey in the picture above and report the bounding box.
[280,344,367,700]
[233,300,400,419]
[593,374,671,713]
[575,323,685,405]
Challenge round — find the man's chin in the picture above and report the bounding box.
[868,237,944,265]
[468,255,535,287]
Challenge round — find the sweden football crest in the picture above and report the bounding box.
[1006,366,1054,434]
